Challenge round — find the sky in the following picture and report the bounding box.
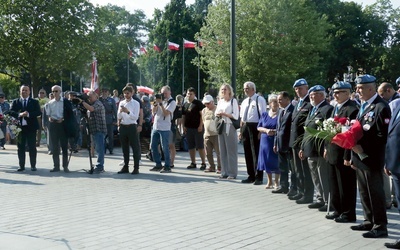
[89,0,400,18]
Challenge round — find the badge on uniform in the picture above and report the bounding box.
[363,124,371,131]
[364,111,374,123]
[384,118,390,124]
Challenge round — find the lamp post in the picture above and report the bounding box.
[230,0,236,95]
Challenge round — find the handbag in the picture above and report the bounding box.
[216,116,225,135]
[230,98,241,129]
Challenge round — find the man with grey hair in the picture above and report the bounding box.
[299,85,333,210]
[240,81,267,184]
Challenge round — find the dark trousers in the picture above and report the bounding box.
[119,124,140,169]
[242,122,263,181]
[292,147,314,199]
[391,174,400,214]
[278,150,295,190]
[329,162,357,219]
[105,123,114,153]
[49,122,68,169]
[18,127,37,168]
[356,167,387,229]
[0,124,6,147]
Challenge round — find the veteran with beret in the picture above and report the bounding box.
[324,82,359,223]
[350,74,391,238]
[299,85,333,210]
[288,78,313,203]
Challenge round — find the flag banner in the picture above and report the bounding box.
[198,40,204,47]
[154,44,161,52]
[91,59,99,93]
[168,41,180,51]
[140,46,148,55]
[183,39,196,49]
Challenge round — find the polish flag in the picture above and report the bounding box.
[154,44,161,52]
[168,41,180,51]
[140,46,147,55]
[91,59,99,93]
[183,39,196,49]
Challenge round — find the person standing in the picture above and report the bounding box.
[36,89,49,147]
[79,91,107,173]
[288,79,313,201]
[324,81,358,223]
[0,93,10,149]
[257,95,280,189]
[216,84,239,179]
[100,88,117,155]
[240,81,267,185]
[182,87,206,170]
[45,85,76,172]
[299,85,333,209]
[202,95,221,173]
[350,74,391,238]
[384,102,400,249]
[149,86,176,173]
[117,86,140,174]
[9,85,41,171]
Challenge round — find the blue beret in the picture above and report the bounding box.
[332,81,352,90]
[293,78,308,88]
[308,85,325,94]
[355,74,376,84]
[396,77,400,85]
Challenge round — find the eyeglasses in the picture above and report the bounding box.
[52,90,59,93]
[39,92,45,94]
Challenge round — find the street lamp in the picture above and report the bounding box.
[231,0,236,95]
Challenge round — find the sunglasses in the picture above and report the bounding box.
[52,90,59,93]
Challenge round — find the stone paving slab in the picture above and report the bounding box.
[0,143,399,249]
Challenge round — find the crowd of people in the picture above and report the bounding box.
[2,75,400,248]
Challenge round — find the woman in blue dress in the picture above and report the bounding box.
[257,94,280,189]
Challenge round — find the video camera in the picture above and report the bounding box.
[71,93,89,115]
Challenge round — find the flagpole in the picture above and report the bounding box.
[197,49,200,97]
[127,57,129,83]
[167,40,169,86]
[182,38,185,95]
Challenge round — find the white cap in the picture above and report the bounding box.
[202,95,214,104]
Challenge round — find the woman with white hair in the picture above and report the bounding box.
[257,94,280,189]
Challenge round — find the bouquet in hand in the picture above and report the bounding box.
[304,116,349,142]
[4,114,22,141]
[331,120,368,160]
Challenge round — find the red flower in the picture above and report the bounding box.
[331,120,363,149]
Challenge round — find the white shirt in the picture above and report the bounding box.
[45,97,64,120]
[153,98,176,131]
[240,94,267,122]
[117,98,140,125]
[216,98,239,134]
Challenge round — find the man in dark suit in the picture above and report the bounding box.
[325,82,358,223]
[378,82,400,103]
[273,91,295,194]
[299,85,333,209]
[384,100,400,249]
[9,85,41,171]
[350,74,391,238]
[288,78,314,203]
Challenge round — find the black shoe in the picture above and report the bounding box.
[325,213,340,220]
[31,167,37,171]
[187,163,197,169]
[150,166,162,172]
[296,197,313,204]
[287,189,297,197]
[334,215,356,223]
[385,240,400,249]
[308,201,324,209]
[17,167,25,172]
[131,169,139,175]
[118,166,129,174]
[241,178,255,184]
[109,151,113,155]
[351,224,373,231]
[393,200,398,208]
[200,163,206,171]
[170,165,174,168]
[362,229,388,238]
[318,204,334,212]
[50,168,60,172]
[289,194,303,200]
[253,180,263,185]
[272,188,288,194]
[63,167,70,173]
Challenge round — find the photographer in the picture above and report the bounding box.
[149,86,176,173]
[78,91,107,173]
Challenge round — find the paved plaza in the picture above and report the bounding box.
[0,143,399,249]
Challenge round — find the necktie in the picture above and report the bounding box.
[279,109,285,123]
[297,99,303,111]
[358,102,368,118]
[243,98,251,122]
[23,99,27,109]
[334,105,339,116]
[310,106,317,117]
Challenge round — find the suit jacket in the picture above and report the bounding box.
[301,100,333,158]
[325,100,359,165]
[62,98,78,138]
[385,104,400,174]
[9,97,41,132]
[289,95,312,149]
[352,95,391,170]
[275,104,294,153]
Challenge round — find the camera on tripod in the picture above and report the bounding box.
[71,93,89,115]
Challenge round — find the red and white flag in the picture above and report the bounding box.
[154,44,161,52]
[140,46,147,55]
[168,41,180,51]
[90,59,99,93]
[183,39,196,49]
